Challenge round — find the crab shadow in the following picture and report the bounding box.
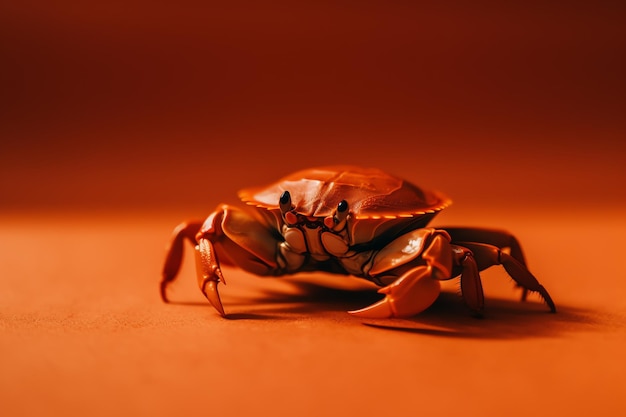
[222,281,605,339]
[359,295,601,340]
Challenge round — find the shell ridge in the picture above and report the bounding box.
[238,166,451,220]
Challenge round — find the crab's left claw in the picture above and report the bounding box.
[201,280,226,317]
[348,267,441,318]
[196,238,227,317]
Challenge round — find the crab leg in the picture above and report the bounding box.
[443,227,531,300]
[442,227,527,265]
[452,245,485,316]
[457,241,556,312]
[161,220,204,302]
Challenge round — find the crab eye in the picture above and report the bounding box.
[279,191,292,213]
[334,200,349,223]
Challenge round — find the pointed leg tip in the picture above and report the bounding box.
[203,280,227,318]
[537,286,557,313]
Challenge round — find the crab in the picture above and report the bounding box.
[161,166,556,318]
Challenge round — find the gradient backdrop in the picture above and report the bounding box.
[1,1,625,416]
[2,0,624,212]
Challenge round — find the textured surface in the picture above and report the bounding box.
[2,209,625,417]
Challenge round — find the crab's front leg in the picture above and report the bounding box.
[349,228,454,319]
[161,204,284,317]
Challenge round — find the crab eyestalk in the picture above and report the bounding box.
[336,199,349,221]
[279,191,291,212]
[324,199,349,231]
[324,200,349,232]
[279,190,298,225]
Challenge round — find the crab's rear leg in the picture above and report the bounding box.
[162,205,283,316]
[457,241,556,313]
[452,245,485,316]
[161,220,205,302]
[443,227,531,300]
[442,227,527,264]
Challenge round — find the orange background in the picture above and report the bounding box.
[1,1,625,416]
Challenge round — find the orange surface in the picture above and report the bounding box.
[1,2,625,416]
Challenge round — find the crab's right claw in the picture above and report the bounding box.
[196,239,227,317]
[348,268,441,319]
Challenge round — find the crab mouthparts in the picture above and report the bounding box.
[304,218,323,229]
[286,213,334,230]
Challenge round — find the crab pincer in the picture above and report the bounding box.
[349,269,442,318]
[195,238,227,317]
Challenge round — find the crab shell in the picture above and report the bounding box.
[238,166,451,247]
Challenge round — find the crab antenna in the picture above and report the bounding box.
[279,191,292,213]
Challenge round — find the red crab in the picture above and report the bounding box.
[161,166,556,318]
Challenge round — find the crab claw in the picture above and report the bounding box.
[348,297,395,318]
[202,280,226,317]
[195,239,227,317]
[349,268,441,319]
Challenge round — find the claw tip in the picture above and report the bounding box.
[348,298,394,319]
[204,280,227,317]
